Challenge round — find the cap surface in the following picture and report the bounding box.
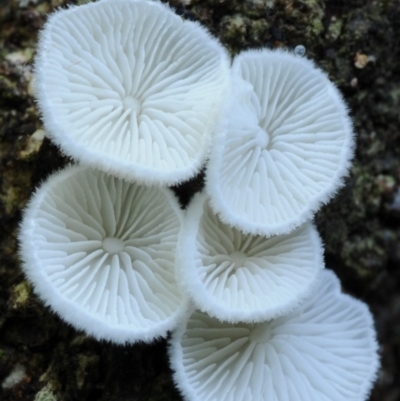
[206,49,354,236]
[19,165,187,343]
[169,270,379,401]
[36,0,230,185]
[177,193,324,322]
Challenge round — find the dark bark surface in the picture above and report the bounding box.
[0,0,399,400]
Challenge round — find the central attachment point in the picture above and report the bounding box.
[102,237,125,254]
[249,323,273,344]
[229,251,247,270]
[122,96,141,113]
[254,126,270,149]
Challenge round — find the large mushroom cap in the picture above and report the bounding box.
[169,270,379,401]
[19,166,186,343]
[36,0,230,185]
[178,193,323,322]
[206,49,354,236]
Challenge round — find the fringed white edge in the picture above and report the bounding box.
[177,192,324,323]
[18,164,189,344]
[34,0,231,186]
[168,270,380,401]
[317,270,381,401]
[168,302,200,401]
[206,48,355,236]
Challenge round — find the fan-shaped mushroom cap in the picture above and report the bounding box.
[169,270,379,401]
[35,0,230,185]
[177,193,323,322]
[19,166,187,343]
[206,49,354,236]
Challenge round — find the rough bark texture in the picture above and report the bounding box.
[0,0,399,400]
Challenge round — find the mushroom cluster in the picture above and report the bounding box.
[19,0,378,400]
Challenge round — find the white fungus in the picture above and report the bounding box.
[169,270,379,401]
[19,165,187,343]
[35,0,230,185]
[177,193,324,322]
[206,49,354,236]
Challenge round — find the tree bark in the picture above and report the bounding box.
[0,0,399,400]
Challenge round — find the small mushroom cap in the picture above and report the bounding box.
[206,49,355,236]
[177,193,324,322]
[169,270,379,401]
[19,165,187,343]
[35,0,230,185]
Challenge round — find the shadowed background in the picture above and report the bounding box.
[0,0,399,400]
